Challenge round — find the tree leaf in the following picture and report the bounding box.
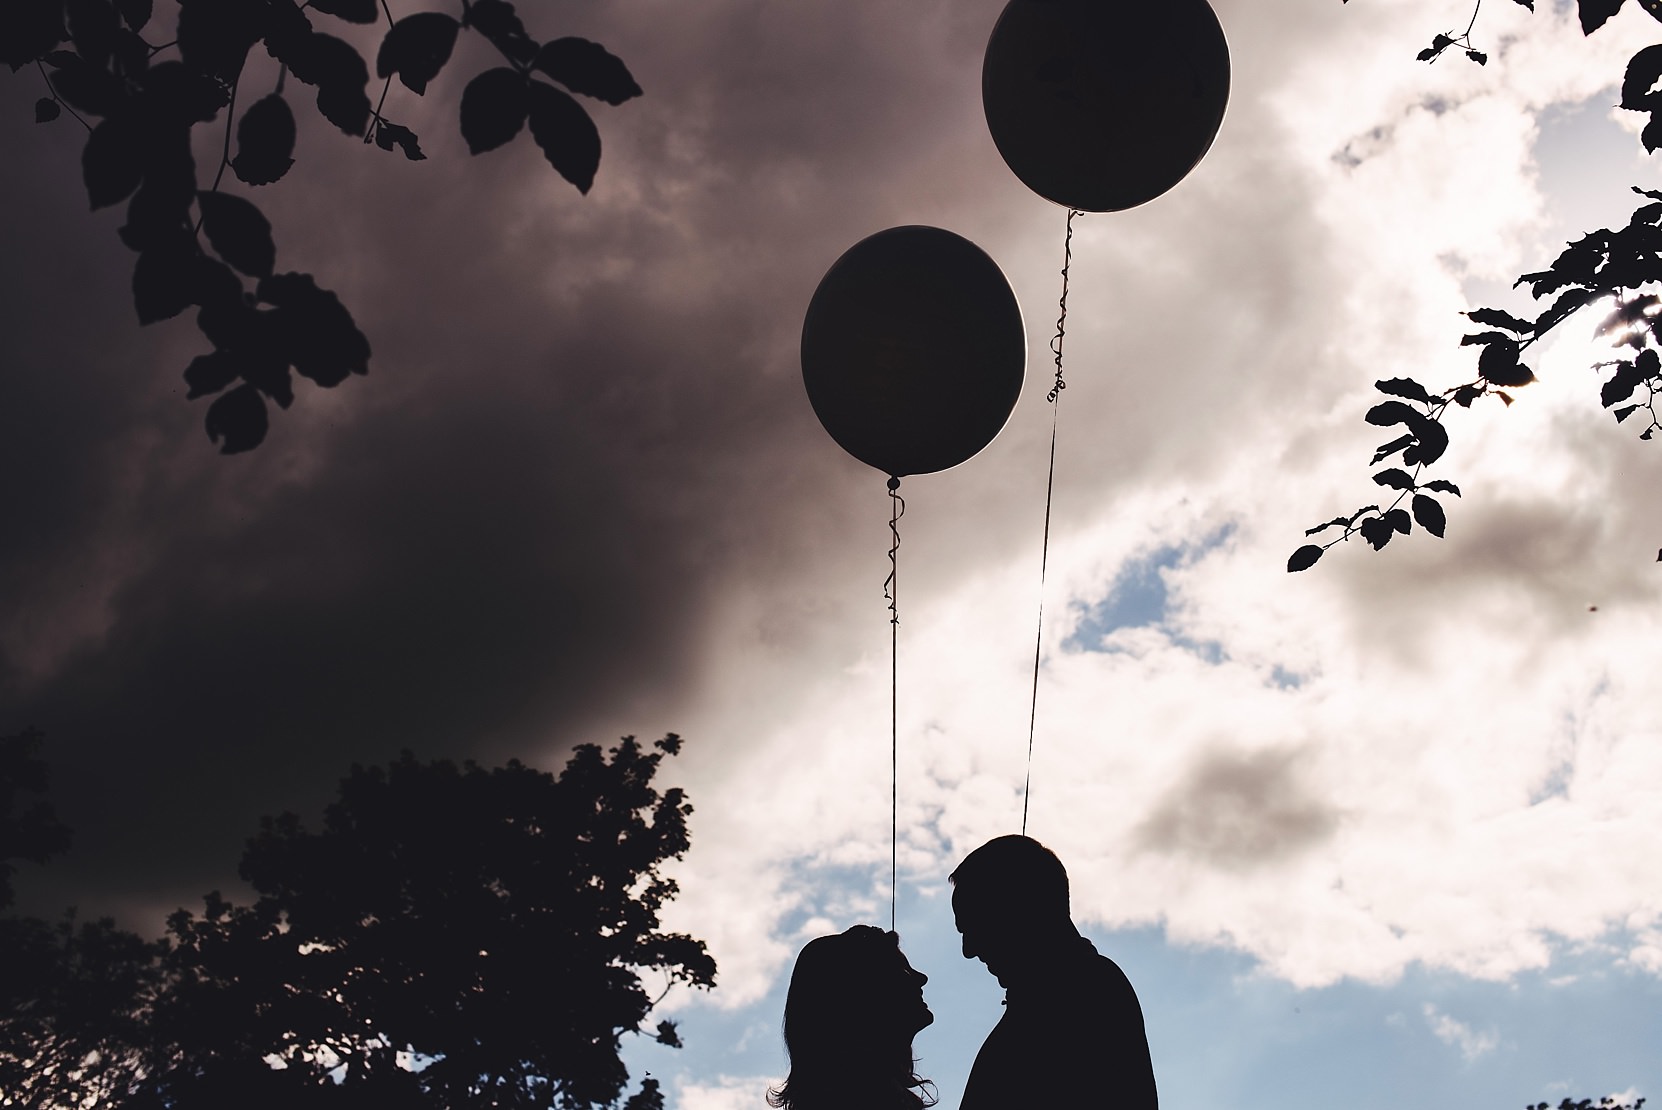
[47,52,123,116]
[1359,515,1394,550]
[1642,112,1662,153]
[1375,377,1438,405]
[262,1,315,69]
[527,80,600,193]
[110,25,146,78]
[465,0,537,64]
[1371,433,1415,464]
[308,0,377,23]
[306,33,371,136]
[142,60,229,124]
[1649,0,1662,26]
[1460,329,1514,347]
[239,348,295,408]
[35,96,61,122]
[204,383,268,453]
[1365,400,1421,428]
[196,298,262,352]
[183,350,239,398]
[1513,0,1534,7]
[1,0,70,71]
[533,37,642,105]
[1478,340,1535,386]
[372,120,426,160]
[1622,44,1662,108]
[232,93,296,185]
[1614,403,1641,422]
[118,131,197,252]
[1372,468,1416,489]
[1306,516,1352,536]
[1579,0,1627,34]
[1386,507,1412,535]
[1402,419,1449,466]
[82,115,144,208]
[1466,50,1488,65]
[1411,494,1446,538]
[1287,545,1324,573]
[1465,307,1534,334]
[1602,360,1642,406]
[1422,479,1462,496]
[197,190,275,278]
[120,120,196,236]
[115,0,149,31]
[376,12,458,95]
[175,0,263,82]
[1453,384,1481,407]
[66,0,120,69]
[460,67,528,154]
[132,237,199,324]
[258,272,371,385]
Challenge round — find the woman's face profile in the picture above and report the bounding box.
[880,941,933,1036]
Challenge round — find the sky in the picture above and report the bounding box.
[3,0,1662,1108]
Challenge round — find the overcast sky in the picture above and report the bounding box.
[4,0,1662,1108]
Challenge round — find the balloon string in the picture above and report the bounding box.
[885,475,904,931]
[1024,208,1080,837]
[1048,208,1079,402]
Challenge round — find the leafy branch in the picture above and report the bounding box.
[1296,0,1662,570]
[8,0,642,453]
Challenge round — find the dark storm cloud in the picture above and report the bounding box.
[1134,746,1339,870]
[0,0,1032,925]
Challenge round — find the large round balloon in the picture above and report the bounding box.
[982,0,1230,213]
[801,226,1026,478]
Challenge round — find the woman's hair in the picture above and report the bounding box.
[766,925,936,1110]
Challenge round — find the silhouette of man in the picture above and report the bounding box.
[952,835,1156,1110]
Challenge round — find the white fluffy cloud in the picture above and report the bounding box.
[650,0,1662,1007]
[1424,1002,1501,1062]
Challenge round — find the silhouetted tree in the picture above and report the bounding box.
[0,734,712,1110]
[0,730,166,1109]
[5,0,640,453]
[1529,1098,1647,1110]
[0,912,168,1109]
[1294,0,1662,569]
[0,727,72,910]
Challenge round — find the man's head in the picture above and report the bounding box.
[949,835,1071,983]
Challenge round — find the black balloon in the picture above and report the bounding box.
[982,0,1230,212]
[801,226,1026,478]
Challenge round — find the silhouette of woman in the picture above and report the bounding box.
[767,925,936,1110]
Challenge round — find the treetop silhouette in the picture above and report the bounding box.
[0,733,710,1110]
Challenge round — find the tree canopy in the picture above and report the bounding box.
[0,733,713,1110]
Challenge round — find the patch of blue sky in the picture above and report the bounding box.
[637,872,1661,1109]
[1064,527,1233,659]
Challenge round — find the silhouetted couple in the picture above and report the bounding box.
[768,835,1157,1109]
